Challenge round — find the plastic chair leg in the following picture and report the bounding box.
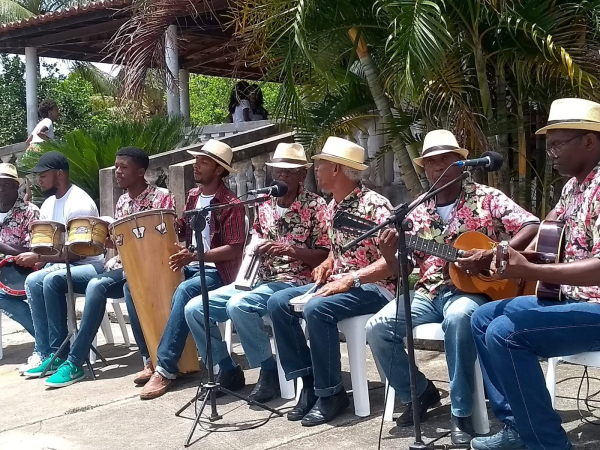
[472,359,490,435]
[545,357,560,410]
[100,312,114,345]
[340,320,370,417]
[111,303,130,346]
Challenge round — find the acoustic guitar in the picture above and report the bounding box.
[333,210,525,301]
[496,220,566,302]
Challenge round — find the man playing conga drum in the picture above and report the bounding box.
[0,163,40,371]
[184,142,330,402]
[134,140,246,399]
[42,147,175,388]
[16,152,106,378]
[267,136,396,426]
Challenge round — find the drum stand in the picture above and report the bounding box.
[175,204,283,447]
[40,257,108,380]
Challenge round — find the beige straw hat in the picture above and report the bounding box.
[536,98,600,134]
[413,130,469,167]
[311,136,368,171]
[0,163,21,183]
[187,139,237,173]
[266,143,312,169]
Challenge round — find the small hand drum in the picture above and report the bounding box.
[0,256,35,296]
[67,216,109,257]
[30,220,65,256]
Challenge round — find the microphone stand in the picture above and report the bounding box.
[175,196,283,447]
[342,171,471,450]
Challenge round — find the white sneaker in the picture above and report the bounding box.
[18,352,43,375]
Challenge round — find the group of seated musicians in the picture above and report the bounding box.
[2,96,599,450]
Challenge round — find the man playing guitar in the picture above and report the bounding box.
[366,130,540,445]
[470,98,600,450]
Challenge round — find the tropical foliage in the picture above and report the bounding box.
[0,0,85,23]
[19,116,196,205]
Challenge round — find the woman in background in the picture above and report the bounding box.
[227,81,251,123]
[249,84,269,120]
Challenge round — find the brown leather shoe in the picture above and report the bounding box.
[133,361,154,385]
[140,373,172,400]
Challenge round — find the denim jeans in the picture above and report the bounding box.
[66,269,126,367]
[25,261,104,359]
[124,265,220,367]
[472,295,600,450]
[184,281,294,367]
[267,283,390,397]
[366,286,486,416]
[0,291,34,338]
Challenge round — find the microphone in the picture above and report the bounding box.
[453,151,503,172]
[247,180,288,198]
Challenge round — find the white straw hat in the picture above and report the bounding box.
[311,136,368,171]
[536,98,600,134]
[266,143,312,168]
[187,139,237,173]
[0,163,21,183]
[413,130,469,167]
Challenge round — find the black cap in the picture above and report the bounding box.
[29,151,69,173]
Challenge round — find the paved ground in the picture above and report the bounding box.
[1,301,600,450]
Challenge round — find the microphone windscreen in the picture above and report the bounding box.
[271,180,288,197]
[481,151,503,172]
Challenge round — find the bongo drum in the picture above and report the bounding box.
[109,209,199,373]
[67,216,109,257]
[30,220,65,256]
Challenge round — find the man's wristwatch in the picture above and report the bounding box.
[350,271,361,288]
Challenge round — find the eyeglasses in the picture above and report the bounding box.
[546,134,587,158]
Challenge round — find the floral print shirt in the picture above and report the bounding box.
[408,180,539,300]
[554,164,600,302]
[105,185,176,271]
[0,195,39,249]
[326,184,396,294]
[252,187,329,284]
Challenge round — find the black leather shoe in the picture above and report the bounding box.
[200,366,245,400]
[288,387,318,421]
[396,380,441,427]
[248,369,280,404]
[301,390,350,427]
[451,414,475,445]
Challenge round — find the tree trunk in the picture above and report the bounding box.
[516,100,528,209]
[495,63,511,195]
[348,28,423,196]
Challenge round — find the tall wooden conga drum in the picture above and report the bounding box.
[109,209,199,373]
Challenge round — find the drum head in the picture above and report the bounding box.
[0,258,33,296]
[31,220,66,231]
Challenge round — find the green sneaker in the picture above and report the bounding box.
[45,361,84,388]
[24,354,65,379]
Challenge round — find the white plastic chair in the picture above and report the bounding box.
[381,322,490,435]
[218,317,296,400]
[545,352,600,409]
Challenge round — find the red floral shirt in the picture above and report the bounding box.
[0,195,40,249]
[253,187,329,284]
[105,185,175,271]
[554,164,600,302]
[408,180,539,299]
[326,184,396,294]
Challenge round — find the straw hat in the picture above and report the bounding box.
[311,136,368,171]
[413,130,469,167]
[187,139,237,173]
[536,98,600,134]
[266,143,312,169]
[0,163,21,183]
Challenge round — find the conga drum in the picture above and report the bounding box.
[30,220,65,256]
[109,209,199,373]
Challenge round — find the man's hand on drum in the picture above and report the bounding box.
[312,259,333,285]
[15,252,39,268]
[169,243,196,271]
[257,240,292,257]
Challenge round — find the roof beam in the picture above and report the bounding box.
[25,17,128,47]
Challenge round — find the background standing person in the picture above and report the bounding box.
[249,84,269,120]
[227,81,251,123]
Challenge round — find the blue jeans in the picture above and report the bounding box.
[472,295,600,450]
[25,262,104,359]
[184,281,294,367]
[366,286,486,416]
[124,265,220,367]
[0,291,34,338]
[67,269,126,367]
[267,283,390,397]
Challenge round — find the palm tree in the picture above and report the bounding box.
[0,0,85,23]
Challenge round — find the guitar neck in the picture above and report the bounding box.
[407,235,459,262]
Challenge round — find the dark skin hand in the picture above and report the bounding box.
[169,243,196,271]
[312,255,334,284]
